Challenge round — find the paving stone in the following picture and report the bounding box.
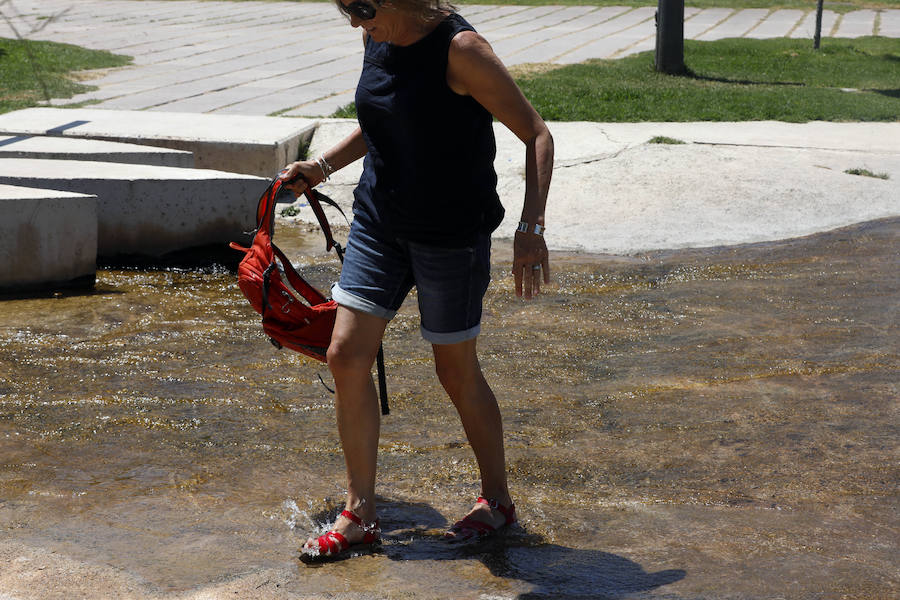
[697,9,770,40]
[684,8,736,38]
[746,10,806,39]
[790,10,839,39]
[555,7,656,64]
[880,10,900,36]
[507,6,644,63]
[834,9,877,37]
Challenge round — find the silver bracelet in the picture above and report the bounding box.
[516,221,545,236]
[315,154,334,181]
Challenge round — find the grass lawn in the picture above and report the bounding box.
[0,38,131,114]
[514,36,900,121]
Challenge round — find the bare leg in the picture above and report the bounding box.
[304,305,386,550]
[433,338,513,535]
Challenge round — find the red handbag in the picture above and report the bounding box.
[230,177,390,414]
[230,178,336,360]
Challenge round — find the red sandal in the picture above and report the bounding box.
[299,509,381,564]
[444,496,516,542]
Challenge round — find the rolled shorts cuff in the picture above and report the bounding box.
[421,323,481,345]
[332,283,397,320]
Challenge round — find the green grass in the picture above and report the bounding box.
[514,36,900,122]
[0,37,131,114]
[844,167,890,178]
[648,135,687,144]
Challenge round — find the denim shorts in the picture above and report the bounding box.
[331,215,492,345]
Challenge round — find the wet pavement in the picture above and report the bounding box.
[1,217,897,599]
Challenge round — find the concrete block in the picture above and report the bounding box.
[0,108,317,177]
[0,159,268,258]
[0,135,193,168]
[0,184,97,292]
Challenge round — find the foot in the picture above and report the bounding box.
[299,509,381,563]
[444,496,516,542]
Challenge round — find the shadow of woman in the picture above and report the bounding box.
[366,498,686,599]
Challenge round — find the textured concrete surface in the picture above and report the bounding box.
[2,0,895,116]
[0,159,267,257]
[0,108,316,176]
[0,134,193,168]
[301,119,900,255]
[0,184,97,291]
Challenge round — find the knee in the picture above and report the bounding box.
[327,333,376,377]
[435,356,480,400]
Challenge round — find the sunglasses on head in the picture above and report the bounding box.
[340,0,379,20]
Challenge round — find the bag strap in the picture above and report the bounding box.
[272,244,328,306]
[279,174,389,416]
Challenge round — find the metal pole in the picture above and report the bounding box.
[656,0,685,74]
[814,0,824,49]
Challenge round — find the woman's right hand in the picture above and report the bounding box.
[278,160,323,197]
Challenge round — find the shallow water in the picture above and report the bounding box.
[0,218,897,599]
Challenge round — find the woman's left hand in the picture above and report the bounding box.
[513,230,550,300]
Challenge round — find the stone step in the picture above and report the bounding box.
[0,184,97,293]
[0,159,267,258]
[0,135,193,168]
[0,108,317,177]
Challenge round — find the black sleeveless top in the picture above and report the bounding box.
[353,13,504,247]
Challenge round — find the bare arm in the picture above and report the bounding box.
[447,31,554,299]
[280,126,368,195]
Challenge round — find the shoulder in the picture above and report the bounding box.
[448,29,500,70]
[449,29,492,55]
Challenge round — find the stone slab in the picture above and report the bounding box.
[697,9,770,40]
[880,10,900,36]
[556,7,657,64]
[0,135,193,168]
[0,159,268,257]
[0,184,97,292]
[746,10,805,39]
[790,10,838,39]
[0,108,316,177]
[834,9,877,37]
[684,8,736,38]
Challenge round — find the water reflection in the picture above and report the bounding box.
[0,217,896,598]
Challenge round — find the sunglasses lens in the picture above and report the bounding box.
[343,2,375,20]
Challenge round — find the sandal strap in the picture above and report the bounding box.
[340,509,381,541]
[451,515,497,535]
[313,530,348,556]
[476,496,517,524]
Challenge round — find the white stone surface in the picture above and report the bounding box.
[299,120,900,256]
[0,185,97,291]
[0,108,316,176]
[0,159,268,257]
[0,135,193,167]
[834,9,877,38]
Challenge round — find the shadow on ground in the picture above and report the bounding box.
[311,498,688,599]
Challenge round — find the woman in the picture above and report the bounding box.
[281,0,553,562]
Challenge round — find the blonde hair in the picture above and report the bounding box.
[335,0,457,22]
